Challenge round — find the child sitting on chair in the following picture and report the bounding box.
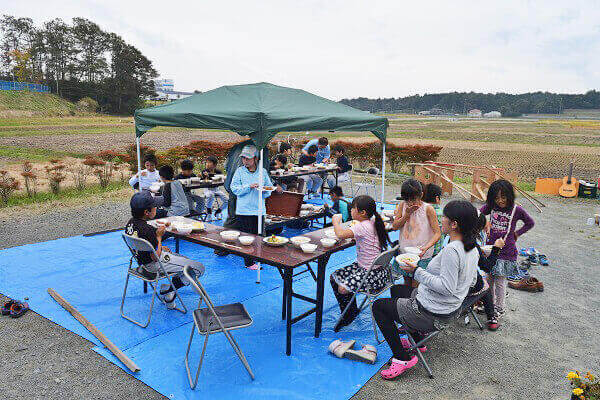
[324,186,351,222]
[330,195,391,332]
[326,144,352,189]
[202,156,228,221]
[125,191,204,308]
[298,145,322,196]
[175,159,205,215]
[128,154,160,191]
[156,165,190,218]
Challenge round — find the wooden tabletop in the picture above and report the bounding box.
[171,221,354,269]
[270,166,338,179]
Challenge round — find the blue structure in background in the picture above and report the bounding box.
[0,80,50,93]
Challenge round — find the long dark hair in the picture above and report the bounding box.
[350,195,390,250]
[443,200,478,251]
[486,179,515,210]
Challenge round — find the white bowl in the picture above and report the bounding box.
[276,169,285,175]
[172,223,193,235]
[404,246,421,255]
[220,230,240,242]
[395,253,420,267]
[212,174,224,180]
[300,210,310,216]
[291,236,311,247]
[300,243,318,253]
[324,229,338,239]
[320,238,336,248]
[238,235,255,246]
[382,210,395,217]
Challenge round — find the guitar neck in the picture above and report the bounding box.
[567,162,574,184]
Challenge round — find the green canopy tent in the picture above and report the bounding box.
[134,83,389,280]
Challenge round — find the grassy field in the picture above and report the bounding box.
[0,91,82,116]
[0,101,598,183]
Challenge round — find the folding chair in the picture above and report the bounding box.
[398,279,490,379]
[334,244,400,343]
[183,266,255,389]
[353,167,379,197]
[121,234,187,328]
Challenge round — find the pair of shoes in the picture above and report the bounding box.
[508,277,543,292]
[246,264,260,270]
[380,356,419,380]
[487,318,500,331]
[328,339,377,364]
[400,336,427,353]
[527,254,538,265]
[537,254,549,266]
[2,299,29,318]
[495,308,506,319]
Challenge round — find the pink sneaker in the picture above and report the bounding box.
[400,337,427,353]
[380,356,418,380]
[246,264,260,270]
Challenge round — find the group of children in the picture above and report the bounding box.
[128,154,228,221]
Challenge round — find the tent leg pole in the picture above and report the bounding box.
[380,141,386,210]
[256,149,264,284]
[136,136,142,192]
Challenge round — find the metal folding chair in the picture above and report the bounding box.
[399,279,490,379]
[183,266,255,389]
[352,167,379,197]
[121,234,187,328]
[334,244,400,343]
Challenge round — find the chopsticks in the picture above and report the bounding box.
[201,236,245,251]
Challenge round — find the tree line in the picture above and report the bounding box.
[340,90,600,117]
[0,15,157,115]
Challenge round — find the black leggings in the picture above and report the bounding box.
[372,285,425,361]
[330,276,358,318]
[234,215,260,267]
[469,273,495,320]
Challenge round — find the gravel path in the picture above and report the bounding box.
[0,188,599,399]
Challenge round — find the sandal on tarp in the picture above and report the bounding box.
[2,299,19,316]
[8,300,29,318]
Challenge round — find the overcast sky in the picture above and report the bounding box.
[4,0,599,99]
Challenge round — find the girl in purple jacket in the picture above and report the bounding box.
[480,180,534,318]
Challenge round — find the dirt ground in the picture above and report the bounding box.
[0,183,599,399]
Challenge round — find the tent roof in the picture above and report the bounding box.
[134,82,388,149]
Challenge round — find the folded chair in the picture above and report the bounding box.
[121,234,187,328]
[352,167,379,198]
[334,244,400,343]
[399,279,490,379]
[183,266,255,389]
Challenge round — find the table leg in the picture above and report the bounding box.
[143,282,148,294]
[314,256,328,337]
[285,267,293,355]
[281,272,287,320]
[175,237,180,253]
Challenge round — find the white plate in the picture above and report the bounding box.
[263,236,289,247]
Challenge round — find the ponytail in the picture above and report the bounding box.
[442,200,478,252]
[351,195,390,250]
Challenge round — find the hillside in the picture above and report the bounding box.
[0,91,83,117]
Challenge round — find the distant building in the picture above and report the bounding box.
[484,111,501,118]
[418,110,431,115]
[468,109,482,117]
[151,78,194,101]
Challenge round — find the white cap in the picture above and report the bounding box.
[240,145,258,159]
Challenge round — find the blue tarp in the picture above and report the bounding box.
[0,200,399,399]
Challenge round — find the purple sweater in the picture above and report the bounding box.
[480,204,535,261]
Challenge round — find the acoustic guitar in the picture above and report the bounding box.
[558,161,578,198]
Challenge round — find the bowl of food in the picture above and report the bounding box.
[290,236,311,247]
[327,163,337,169]
[301,166,312,171]
[276,169,285,175]
[314,163,325,168]
[149,183,162,193]
[263,235,289,247]
[300,243,318,253]
[212,174,224,181]
[171,223,193,235]
[404,246,421,255]
[191,221,205,232]
[395,253,420,267]
[324,228,338,239]
[220,230,241,242]
[320,238,337,248]
[292,166,302,172]
[238,235,255,246]
[299,210,310,217]
[301,204,313,210]
[382,209,395,217]
[262,185,275,191]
